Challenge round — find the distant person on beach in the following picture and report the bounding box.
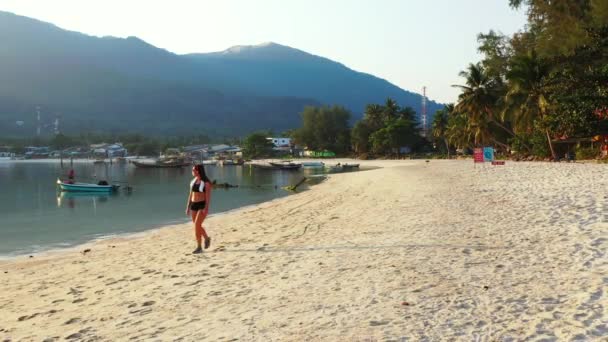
[67,169,75,184]
[186,164,212,254]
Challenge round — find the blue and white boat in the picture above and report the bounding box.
[57,179,119,192]
[302,161,325,168]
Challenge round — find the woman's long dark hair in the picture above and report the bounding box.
[195,164,211,183]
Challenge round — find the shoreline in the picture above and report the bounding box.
[1,159,604,340]
[0,159,364,261]
[0,158,382,260]
[0,185,319,262]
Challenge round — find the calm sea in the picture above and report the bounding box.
[0,160,331,257]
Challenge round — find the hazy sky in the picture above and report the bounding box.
[1,0,527,104]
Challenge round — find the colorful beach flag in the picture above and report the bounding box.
[474,148,484,163]
[483,147,494,162]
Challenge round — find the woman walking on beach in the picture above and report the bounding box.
[186,164,212,254]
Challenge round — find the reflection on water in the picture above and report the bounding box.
[0,161,344,256]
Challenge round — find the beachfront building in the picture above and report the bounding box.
[24,146,50,159]
[183,144,242,160]
[267,137,296,156]
[268,137,291,148]
[208,144,242,159]
[183,145,210,161]
[90,143,128,158]
[0,146,15,158]
[63,147,90,158]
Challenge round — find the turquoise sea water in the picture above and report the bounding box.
[0,160,330,256]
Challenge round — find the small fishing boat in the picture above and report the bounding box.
[202,160,218,165]
[341,163,360,169]
[269,161,302,170]
[302,161,325,168]
[250,162,279,170]
[325,163,343,172]
[131,159,190,168]
[219,159,245,166]
[57,179,119,192]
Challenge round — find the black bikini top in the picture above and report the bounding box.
[191,179,205,193]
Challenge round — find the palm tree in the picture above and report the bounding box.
[446,109,474,151]
[398,106,417,122]
[364,104,384,131]
[383,98,400,123]
[503,51,556,158]
[432,107,450,157]
[452,63,513,146]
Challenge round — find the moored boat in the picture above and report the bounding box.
[325,163,343,172]
[269,161,302,170]
[57,179,119,192]
[219,159,245,166]
[250,162,280,170]
[302,161,325,168]
[131,159,191,168]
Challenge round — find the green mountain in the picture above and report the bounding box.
[0,11,442,137]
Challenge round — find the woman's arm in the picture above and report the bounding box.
[204,182,212,214]
[185,190,192,215]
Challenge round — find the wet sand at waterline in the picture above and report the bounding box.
[1,160,606,340]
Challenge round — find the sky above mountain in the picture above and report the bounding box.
[0,0,527,104]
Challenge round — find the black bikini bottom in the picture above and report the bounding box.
[190,201,206,211]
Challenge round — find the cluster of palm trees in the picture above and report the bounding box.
[432,1,608,160]
[351,98,421,155]
[432,52,556,158]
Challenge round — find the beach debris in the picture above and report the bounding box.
[29,255,33,258]
[401,301,411,306]
[369,320,391,326]
[483,285,490,291]
[65,332,82,340]
[64,318,81,325]
[212,180,238,189]
[42,338,60,342]
[82,249,91,254]
[283,177,307,192]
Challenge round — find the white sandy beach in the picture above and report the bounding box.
[1,160,606,341]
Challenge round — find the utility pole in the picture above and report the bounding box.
[36,106,41,137]
[421,87,427,137]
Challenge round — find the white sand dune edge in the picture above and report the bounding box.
[0,160,606,341]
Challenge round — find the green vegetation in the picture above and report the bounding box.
[242,132,275,159]
[351,99,423,156]
[289,100,425,158]
[293,106,351,155]
[433,1,608,159]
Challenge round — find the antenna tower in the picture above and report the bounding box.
[36,106,41,137]
[54,115,60,135]
[421,86,427,137]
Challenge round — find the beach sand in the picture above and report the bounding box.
[1,160,606,341]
